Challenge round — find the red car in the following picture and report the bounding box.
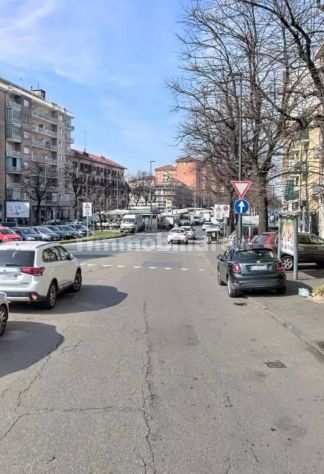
[250,232,278,251]
[0,227,21,242]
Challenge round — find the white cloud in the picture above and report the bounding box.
[0,0,107,83]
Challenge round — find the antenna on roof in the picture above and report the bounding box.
[83,129,87,152]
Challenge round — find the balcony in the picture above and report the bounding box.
[6,157,23,174]
[6,126,22,142]
[32,125,57,138]
[6,150,22,160]
[32,110,58,123]
[32,139,57,151]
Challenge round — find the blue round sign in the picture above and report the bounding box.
[234,199,250,214]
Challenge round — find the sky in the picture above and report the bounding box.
[0,0,190,175]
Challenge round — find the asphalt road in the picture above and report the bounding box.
[1,232,324,473]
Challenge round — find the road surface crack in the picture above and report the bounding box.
[16,336,62,409]
[142,301,157,474]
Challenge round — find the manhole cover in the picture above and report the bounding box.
[265,361,287,369]
[317,341,324,350]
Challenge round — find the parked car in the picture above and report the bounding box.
[68,224,87,237]
[32,226,61,241]
[46,225,70,240]
[60,224,83,238]
[0,227,21,243]
[252,231,324,270]
[167,228,189,244]
[14,227,38,241]
[0,292,9,336]
[217,247,286,297]
[180,225,196,240]
[0,242,82,308]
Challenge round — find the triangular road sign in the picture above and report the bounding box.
[231,180,252,199]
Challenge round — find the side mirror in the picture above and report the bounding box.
[67,254,73,261]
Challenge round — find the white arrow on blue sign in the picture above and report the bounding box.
[234,199,250,214]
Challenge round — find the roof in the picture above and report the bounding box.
[155,165,176,171]
[0,77,73,117]
[70,148,126,170]
[176,156,201,163]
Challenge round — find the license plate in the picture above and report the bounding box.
[250,265,267,271]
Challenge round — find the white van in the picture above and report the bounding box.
[120,214,144,233]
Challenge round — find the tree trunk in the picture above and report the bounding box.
[36,202,42,225]
[256,173,268,233]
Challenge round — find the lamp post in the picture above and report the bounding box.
[149,160,155,212]
[233,72,243,243]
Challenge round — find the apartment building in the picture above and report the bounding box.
[0,77,73,223]
[68,149,128,218]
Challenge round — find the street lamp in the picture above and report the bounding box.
[149,160,155,212]
[233,72,243,243]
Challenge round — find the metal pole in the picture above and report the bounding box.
[149,160,155,212]
[293,216,299,281]
[238,73,243,244]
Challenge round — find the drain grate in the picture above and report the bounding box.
[265,360,287,369]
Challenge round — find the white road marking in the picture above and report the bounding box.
[87,264,97,267]
[134,265,142,269]
[149,266,157,270]
[117,265,125,268]
[181,268,189,271]
[103,264,113,268]
[199,268,206,272]
[164,267,172,271]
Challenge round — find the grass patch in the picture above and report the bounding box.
[61,230,124,244]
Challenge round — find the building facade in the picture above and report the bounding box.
[0,78,73,223]
[68,149,128,218]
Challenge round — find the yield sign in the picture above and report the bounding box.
[231,180,252,199]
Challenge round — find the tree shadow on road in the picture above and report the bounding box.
[10,285,128,316]
[0,321,63,378]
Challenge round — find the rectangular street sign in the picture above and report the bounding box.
[214,204,230,219]
[231,180,252,199]
[82,202,93,218]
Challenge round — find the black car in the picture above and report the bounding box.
[13,227,38,241]
[217,247,286,297]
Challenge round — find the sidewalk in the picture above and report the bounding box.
[249,266,324,356]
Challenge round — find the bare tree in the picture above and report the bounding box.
[171,0,301,231]
[65,162,84,219]
[23,162,54,224]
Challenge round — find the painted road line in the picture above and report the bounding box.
[148,266,157,270]
[133,265,142,269]
[181,268,189,271]
[103,264,113,268]
[117,265,126,269]
[164,267,172,271]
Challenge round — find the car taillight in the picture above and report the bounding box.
[276,262,285,273]
[21,266,45,276]
[231,263,241,273]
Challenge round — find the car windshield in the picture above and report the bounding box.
[0,250,35,266]
[0,228,15,235]
[39,227,55,233]
[235,249,274,261]
[18,228,35,235]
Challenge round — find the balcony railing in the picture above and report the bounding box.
[32,140,57,151]
[32,125,57,138]
[7,150,22,160]
[32,110,58,123]
[7,165,23,174]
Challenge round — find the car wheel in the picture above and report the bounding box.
[0,304,8,337]
[43,281,58,309]
[281,255,294,271]
[71,269,82,292]
[227,277,239,298]
[217,270,225,286]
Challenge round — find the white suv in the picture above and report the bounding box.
[0,242,82,309]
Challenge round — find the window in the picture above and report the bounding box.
[0,250,34,266]
[23,99,29,108]
[24,131,30,139]
[42,248,59,263]
[56,246,71,261]
[24,146,30,154]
